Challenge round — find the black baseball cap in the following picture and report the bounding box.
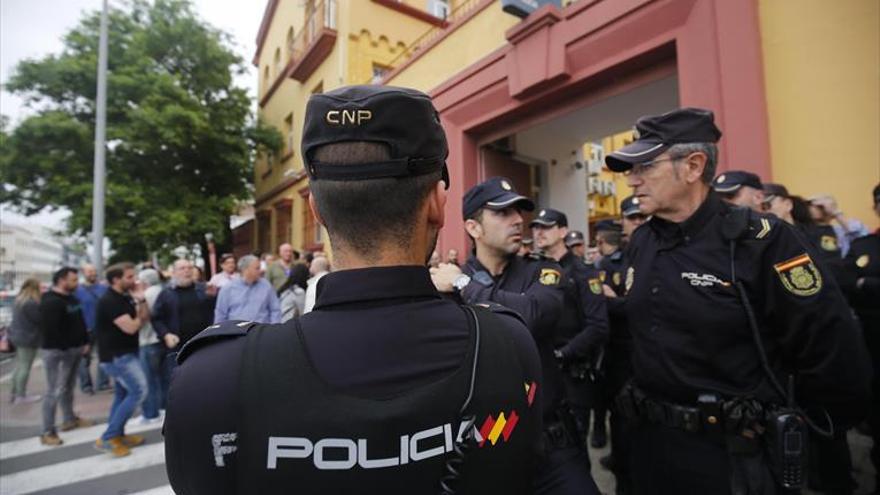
[462,177,535,219]
[564,230,585,247]
[530,208,568,228]
[594,219,622,232]
[712,170,763,193]
[301,85,449,187]
[762,183,790,202]
[620,195,643,217]
[605,108,722,172]
[873,183,880,205]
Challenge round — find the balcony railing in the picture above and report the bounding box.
[288,0,338,82]
[365,0,483,84]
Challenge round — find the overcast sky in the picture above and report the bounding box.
[0,0,266,228]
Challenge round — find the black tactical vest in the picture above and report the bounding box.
[235,305,538,494]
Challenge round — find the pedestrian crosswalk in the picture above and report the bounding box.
[0,418,173,495]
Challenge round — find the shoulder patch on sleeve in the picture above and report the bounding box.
[177,320,257,364]
[773,253,823,297]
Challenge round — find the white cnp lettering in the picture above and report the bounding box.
[325,109,372,125]
[266,422,461,471]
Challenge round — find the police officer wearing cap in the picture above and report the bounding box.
[843,183,880,492]
[431,180,600,495]
[605,107,871,494]
[564,231,586,260]
[711,170,765,212]
[165,86,544,495]
[531,209,611,453]
[620,195,648,245]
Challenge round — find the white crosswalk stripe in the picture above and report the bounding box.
[0,418,173,495]
[0,418,164,461]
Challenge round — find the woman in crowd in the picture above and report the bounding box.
[8,278,43,404]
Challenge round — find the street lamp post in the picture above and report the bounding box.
[91,0,109,273]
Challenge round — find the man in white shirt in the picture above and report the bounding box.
[303,256,330,314]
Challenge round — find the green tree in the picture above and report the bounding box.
[1,0,281,261]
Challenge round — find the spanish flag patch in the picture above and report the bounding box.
[773,253,822,297]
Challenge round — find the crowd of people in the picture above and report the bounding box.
[5,83,878,495]
[6,246,332,457]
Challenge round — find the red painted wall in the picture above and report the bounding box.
[429,0,770,254]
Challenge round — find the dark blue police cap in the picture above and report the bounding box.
[621,195,643,217]
[712,170,763,193]
[594,219,622,232]
[606,108,722,172]
[530,208,568,228]
[301,85,449,187]
[564,230,585,247]
[462,177,535,220]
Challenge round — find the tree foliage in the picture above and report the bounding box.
[0,0,281,261]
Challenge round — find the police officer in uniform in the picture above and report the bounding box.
[620,195,647,245]
[431,179,600,495]
[711,170,765,212]
[843,183,880,492]
[604,107,871,494]
[531,208,611,453]
[564,231,586,260]
[164,85,544,495]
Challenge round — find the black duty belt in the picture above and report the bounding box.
[615,383,767,435]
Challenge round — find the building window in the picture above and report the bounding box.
[274,48,282,78]
[257,211,272,255]
[275,201,292,247]
[371,63,390,84]
[263,65,270,91]
[284,113,294,156]
[429,0,450,19]
[286,27,295,59]
[312,81,323,94]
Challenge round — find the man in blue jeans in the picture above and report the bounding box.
[75,264,111,393]
[94,262,149,457]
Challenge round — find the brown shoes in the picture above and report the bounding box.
[39,432,63,446]
[94,437,131,457]
[121,434,145,447]
[59,417,95,431]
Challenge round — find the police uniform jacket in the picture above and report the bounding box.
[623,192,871,424]
[844,231,880,344]
[164,266,544,494]
[461,253,565,419]
[555,250,610,360]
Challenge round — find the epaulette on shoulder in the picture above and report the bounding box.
[177,320,257,365]
[472,302,527,328]
[722,207,777,242]
[525,251,551,262]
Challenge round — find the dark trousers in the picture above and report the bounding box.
[77,334,109,391]
[534,446,600,495]
[609,411,632,493]
[631,423,732,495]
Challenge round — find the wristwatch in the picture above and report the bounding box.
[452,274,471,293]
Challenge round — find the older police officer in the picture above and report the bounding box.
[432,180,600,495]
[605,108,871,494]
[165,86,544,495]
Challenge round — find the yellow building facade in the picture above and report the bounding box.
[250,0,461,255]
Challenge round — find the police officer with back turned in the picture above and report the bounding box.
[604,107,871,494]
[165,85,544,495]
[431,180,600,495]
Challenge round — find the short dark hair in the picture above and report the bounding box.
[309,142,441,257]
[105,262,135,285]
[596,229,622,247]
[52,267,78,285]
